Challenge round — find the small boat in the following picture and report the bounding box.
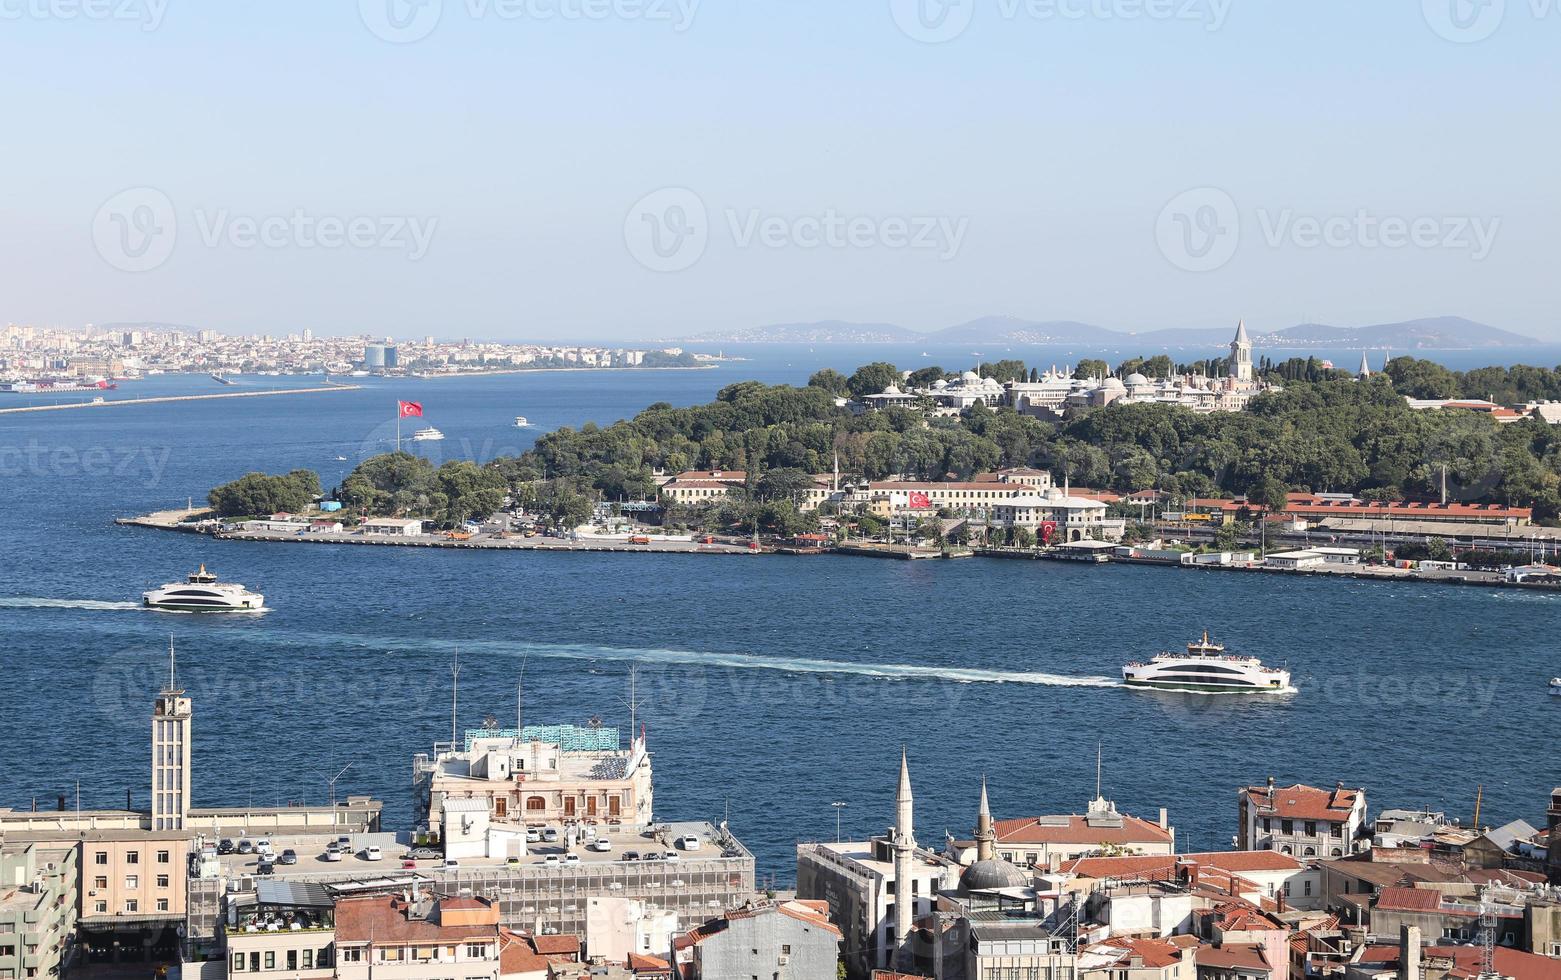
[143,566,264,612]
[1122,631,1291,694]
[411,427,445,442]
[334,455,348,461]
[1550,677,1561,696]
[513,416,530,428]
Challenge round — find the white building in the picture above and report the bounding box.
[1237,780,1366,858]
[585,897,680,965]
[359,518,424,536]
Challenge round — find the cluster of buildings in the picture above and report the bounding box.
[658,466,1129,542]
[0,324,692,381]
[856,323,1279,420]
[5,656,1560,980]
[798,758,1561,980]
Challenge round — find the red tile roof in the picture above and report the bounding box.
[1244,783,1360,821]
[995,813,1173,847]
[1433,946,1561,980]
[1086,937,1188,969]
[531,934,581,958]
[335,895,498,945]
[1374,886,1441,913]
[1196,943,1273,973]
[1062,851,1301,879]
[498,928,552,976]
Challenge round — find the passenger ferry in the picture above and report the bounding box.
[411,426,445,442]
[513,416,530,428]
[1122,632,1291,694]
[143,566,265,612]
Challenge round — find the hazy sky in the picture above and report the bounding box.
[3,1,1558,341]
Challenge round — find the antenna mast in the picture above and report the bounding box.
[450,650,460,749]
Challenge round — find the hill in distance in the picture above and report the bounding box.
[687,315,1538,349]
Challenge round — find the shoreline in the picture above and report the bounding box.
[114,511,1561,592]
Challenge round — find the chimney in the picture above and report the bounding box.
[1159,808,1169,830]
[1176,858,1200,889]
[1399,925,1422,980]
[126,787,133,811]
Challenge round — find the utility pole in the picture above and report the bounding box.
[831,801,848,843]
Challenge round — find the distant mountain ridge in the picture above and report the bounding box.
[686,315,1537,349]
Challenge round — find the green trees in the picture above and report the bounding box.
[846,362,901,399]
[337,453,509,525]
[207,469,321,517]
[807,368,850,396]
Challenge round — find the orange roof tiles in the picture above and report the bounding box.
[995,814,1173,846]
[1244,783,1360,821]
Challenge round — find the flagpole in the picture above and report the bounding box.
[396,402,401,453]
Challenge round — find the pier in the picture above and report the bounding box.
[0,385,362,415]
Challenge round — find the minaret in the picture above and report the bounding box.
[1228,320,1253,383]
[974,776,995,863]
[892,749,916,961]
[151,638,192,831]
[1358,351,1372,380]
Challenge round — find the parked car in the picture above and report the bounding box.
[217,839,235,855]
[642,852,662,862]
[663,851,680,862]
[278,849,298,865]
[564,853,581,864]
[337,836,353,852]
[622,851,641,862]
[254,839,274,858]
[322,847,343,862]
[443,859,462,869]
[541,828,560,843]
[675,834,702,851]
[236,839,254,855]
[543,854,560,865]
[405,847,441,861]
[525,828,541,843]
[255,860,275,875]
[588,838,612,853]
[362,845,383,861]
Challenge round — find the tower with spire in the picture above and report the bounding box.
[151,637,192,831]
[1228,320,1253,383]
[1358,351,1372,381]
[974,776,995,863]
[891,749,916,962]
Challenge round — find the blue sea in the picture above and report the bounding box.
[1,344,1557,881]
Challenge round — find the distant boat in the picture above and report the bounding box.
[334,455,348,461]
[411,427,445,442]
[1551,677,1561,696]
[143,565,264,612]
[1123,632,1292,694]
[514,416,530,428]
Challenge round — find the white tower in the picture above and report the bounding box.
[892,749,916,963]
[1358,351,1372,380]
[975,776,995,863]
[1229,320,1253,383]
[151,639,192,831]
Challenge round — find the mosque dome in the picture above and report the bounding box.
[932,378,949,389]
[882,384,901,395]
[960,370,981,384]
[960,857,1031,893]
[1124,372,1150,386]
[1102,377,1127,391]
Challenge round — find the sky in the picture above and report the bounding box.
[2,0,1558,342]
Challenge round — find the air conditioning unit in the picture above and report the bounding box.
[778,955,789,965]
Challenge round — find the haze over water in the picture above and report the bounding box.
[1,347,1556,879]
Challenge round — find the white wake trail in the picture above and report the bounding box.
[0,597,143,611]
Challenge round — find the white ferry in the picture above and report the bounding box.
[1122,632,1291,694]
[411,427,445,442]
[1549,677,1561,696]
[513,416,530,428]
[143,566,265,612]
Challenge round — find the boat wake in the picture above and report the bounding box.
[0,597,143,612]
[309,633,1122,688]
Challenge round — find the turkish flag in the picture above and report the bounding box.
[398,400,423,418]
[908,491,932,509]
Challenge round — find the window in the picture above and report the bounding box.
[156,850,170,863]
[93,901,107,914]
[1304,879,1313,896]
[249,952,260,973]
[287,950,297,970]
[341,948,363,963]
[125,851,140,864]
[231,952,245,972]
[156,875,169,888]
[263,952,274,970]
[125,900,138,912]
[302,950,313,969]
[93,876,107,889]
[466,943,486,959]
[1304,821,1317,836]
[156,899,169,912]
[1330,823,1343,838]
[94,851,108,865]
[1281,820,1294,835]
[125,875,139,889]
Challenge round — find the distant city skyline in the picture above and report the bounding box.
[2,2,1557,340]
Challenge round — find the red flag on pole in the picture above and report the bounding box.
[398,400,423,418]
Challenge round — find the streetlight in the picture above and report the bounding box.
[327,764,353,835]
[831,801,848,843]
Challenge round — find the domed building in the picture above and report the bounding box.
[959,778,1031,895]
